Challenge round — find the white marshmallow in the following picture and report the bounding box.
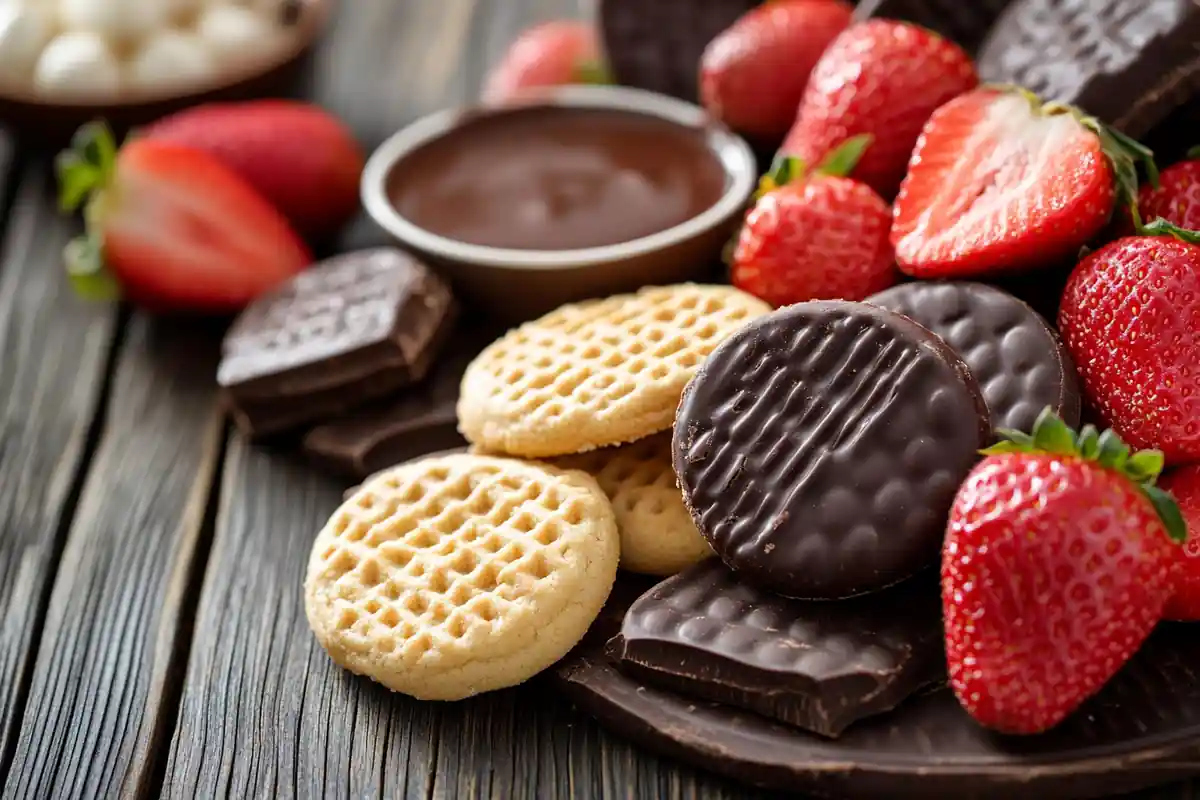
[196,3,280,67]
[34,30,121,98]
[58,0,170,43]
[126,29,216,94]
[0,2,55,80]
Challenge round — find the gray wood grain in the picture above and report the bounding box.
[0,313,224,800]
[0,166,117,789]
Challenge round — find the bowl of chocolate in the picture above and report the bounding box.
[361,85,757,322]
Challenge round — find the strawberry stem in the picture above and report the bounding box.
[984,408,1186,543]
[56,121,122,303]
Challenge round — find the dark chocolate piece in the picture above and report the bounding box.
[609,560,944,738]
[598,0,758,103]
[853,0,1013,54]
[673,301,990,599]
[218,248,457,438]
[977,0,1200,136]
[868,281,1081,434]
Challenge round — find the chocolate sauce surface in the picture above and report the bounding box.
[387,106,727,251]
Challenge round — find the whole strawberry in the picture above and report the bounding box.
[143,101,365,239]
[1058,228,1200,464]
[1160,466,1200,620]
[482,21,606,103]
[1135,147,1200,231]
[731,136,897,307]
[781,20,977,198]
[943,410,1185,735]
[700,0,851,143]
[57,123,312,313]
[893,88,1156,280]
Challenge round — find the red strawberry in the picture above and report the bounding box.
[943,410,1185,735]
[1160,466,1200,620]
[1135,149,1200,231]
[482,21,606,103]
[700,0,852,142]
[57,123,312,314]
[1058,230,1200,465]
[142,100,364,239]
[781,20,977,198]
[893,89,1158,280]
[730,136,897,307]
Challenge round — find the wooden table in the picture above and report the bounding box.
[0,2,1192,798]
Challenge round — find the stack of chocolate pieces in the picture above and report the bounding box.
[216,248,473,474]
[560,286,1082,744]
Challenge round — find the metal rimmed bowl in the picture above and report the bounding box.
[361,85,757,323]
[0,0,334,144]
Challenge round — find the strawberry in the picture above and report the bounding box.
[943,409,1185,735]
[780,20,977,198]
[482,21,607,103]
[730,136,896,307]
[1134,147,1200,231]
[699,0,852,142]
[1160,466,1200,620]
[893,88,1157,280]
[56,122,312,314]
[141,100,365,239]
[1058,228,1200,465]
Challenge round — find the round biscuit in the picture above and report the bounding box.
[457,284,770,457]
[304,453,619,700]
[556,434,711,576]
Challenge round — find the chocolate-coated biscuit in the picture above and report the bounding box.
[673,301,990,599]
[977,0,1200,136]
[610,560,945,738]
[598,0,758,103]
[853,0,1013,54]
[218,248,456,438]
[868,281,1081,435]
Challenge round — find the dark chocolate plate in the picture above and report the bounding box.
[554,625,1200,799]
[0,0,334,144]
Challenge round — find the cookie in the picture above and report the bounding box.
[852,0,1013,55]
[674,300,990,599]
[304,453,620,700]
[458,284,770,458]
[556,434,711,577]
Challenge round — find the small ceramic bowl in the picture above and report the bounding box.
[0,0,334,145]
[361,85,757,323]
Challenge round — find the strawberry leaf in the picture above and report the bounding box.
[573,59,613,86]
[1030,409,1077,454]
[815,135,872,179]
[1077,425,1100,460]
[1126,450,1165,483]
[1141,217,1200,244]
[1143,485,1188,544]
[761,154,805,195]
[1188,145,1200,160]
[56,121,118,214]
[63,235,119,302]
[1096,429,1130,471]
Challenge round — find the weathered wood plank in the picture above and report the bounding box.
[0,312,224,800]
[0,165,118,788]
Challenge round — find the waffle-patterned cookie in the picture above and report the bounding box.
[853,0,1014,55]
[304,453,619,700]
[458,284,770,458]
[556,434,711,576]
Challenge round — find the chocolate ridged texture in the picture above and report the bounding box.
[976,0,1200,136]
[673,301,990,599]
[598,0,759,102]
[556,624,1200,799]
[868,282,1082,435]
[853,0,1014,54]
[218,248,457,439]
[610,560,944,738]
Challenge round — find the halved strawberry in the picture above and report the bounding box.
[892,87,1156,280]
[57,122,312,314]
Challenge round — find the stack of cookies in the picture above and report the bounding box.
[303,283,771,699]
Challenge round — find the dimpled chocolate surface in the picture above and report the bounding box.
[853,0,1013,54]
[598,0,758,102]
[977,0,1200,136]
[869,282,1081,435]
[610,560,944,737]
[673,301,989,599]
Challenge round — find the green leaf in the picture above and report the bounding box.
[63,235,119,302]
[994,428,1036,449]
[1125,449,1165,483]
[815,135,872,178]
[1141,217,1200,244]
[55,152,99,213]
[979,440,1028,456]
[1083,118,1159,230]
[1187,145,1200,160]
[1096,429,1130,471]
[1077,425,1100,460]
[573,59,613,86]
[1030,407,1077,454]
[1143,484,1188,544]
